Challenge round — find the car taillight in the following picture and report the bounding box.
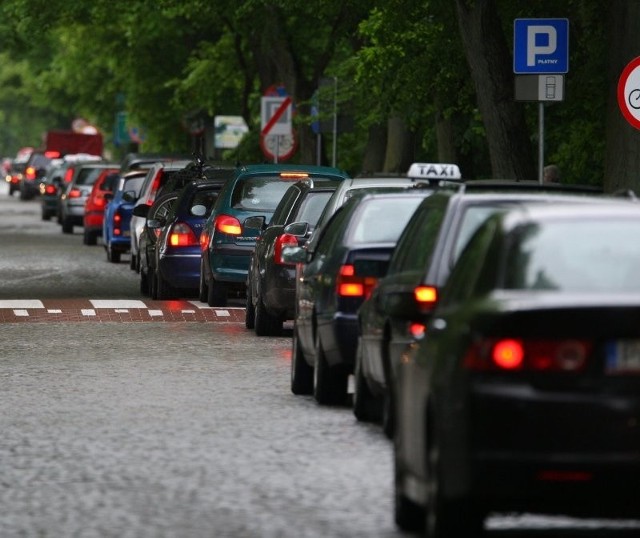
[168,222,198,247]
[44,184,57,195]
[215,214,242,235]
[414,285,438,314]
[199,229,210,251]
[463,338,591,372]
[64,168,74,183]
[25,166,36,180]
[274,233,298,265]
[336,264,378,298]
[68,188,82,198]
[113,211,122,236]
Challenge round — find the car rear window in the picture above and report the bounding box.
[350,196,425,244]
[296,191,334,225]
[75,167,107,186]
[231,176,297,211]
[504,218,640,292]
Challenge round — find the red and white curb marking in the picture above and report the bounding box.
[0,299,246,323]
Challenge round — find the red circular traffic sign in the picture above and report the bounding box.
[617,56,640,130]
[259,131,297,162]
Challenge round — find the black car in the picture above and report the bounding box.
[283,189,434,405]
[355,186,610,439]
[393,201,640,537]
[245,179,341,336]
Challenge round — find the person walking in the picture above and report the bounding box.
[543,164,561,183]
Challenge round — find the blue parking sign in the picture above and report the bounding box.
[514,19,569,74]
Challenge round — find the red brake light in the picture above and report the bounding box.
[45,184,57,195]
[168,223,198,247]
[215,215,242,235]
[148,170,164,202]
[274,233,299,264]
[44,150,60,158]
[336,264,378,298]
[113,212,122,236]
[492,339,524,370]
[68,188,82,198]
[64,168,74,183]
[25,166,36,180]
[464,338,591,372]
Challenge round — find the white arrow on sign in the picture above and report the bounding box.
[261,96,292,136]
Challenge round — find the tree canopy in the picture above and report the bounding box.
[0,0,635,190]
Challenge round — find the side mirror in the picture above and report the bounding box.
[147,218,164,230]
[122,190,138,203]
[280,245,307,264]
[132,204,150,218]
[284,221,309,237]
[244,215,266,231]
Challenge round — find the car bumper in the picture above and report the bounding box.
[158,252,201,290]
[210,243,253,284]
[319,312,358,370]
[263,265,296,318]
[438,380,640,517]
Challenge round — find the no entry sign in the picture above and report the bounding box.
[618,56,640,130]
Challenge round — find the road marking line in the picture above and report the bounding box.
[90,300,147,308]
[81,309,96,316]
[182,310,196,314]
[13,309,29,316]
[148,310,163,317]
[48,309,62,314]
[215,310,230,317]
[0,300,44,308]
[114,309,129,313]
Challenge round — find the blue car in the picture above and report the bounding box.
[103,170,147,263]
[199,164,350,307]
[148,179,225,300]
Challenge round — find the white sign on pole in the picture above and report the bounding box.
[260,96,292,136]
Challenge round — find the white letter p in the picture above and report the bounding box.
[527,26,557,66]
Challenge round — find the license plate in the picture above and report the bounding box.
[605,340,640,374]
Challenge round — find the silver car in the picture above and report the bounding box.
[59,162,117,234]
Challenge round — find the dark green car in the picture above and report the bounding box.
[199,163,350,307]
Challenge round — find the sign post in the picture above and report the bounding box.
[260,92,294,163]
[514,18,569,183]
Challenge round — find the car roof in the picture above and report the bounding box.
[234,163,349,179]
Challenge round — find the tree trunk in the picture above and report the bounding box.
[383,116,414,173]
[360,123,387,174]
[454,0,536,180]
[604,1,640,193]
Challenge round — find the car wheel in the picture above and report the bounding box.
[425,442,485,537]
[255,295,282,336]
[149,268,158,300]
[353,337,382,423]
[41,208,50,221]
[139,265,150,296]
[291,324,313,395]
[61,217,73,234]
[207,278,227,307]
[394,440,425,532]
[313,336,348,406]
[155,270,175,300]
[107,245,121,263]
[198,259,209,303]
[245,280,255,330]
[84,229,97,246]
[130,253,137,271]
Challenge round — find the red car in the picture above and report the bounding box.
[82,168,120,245]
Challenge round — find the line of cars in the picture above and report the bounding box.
[243,167,640,535]
[20,153,640,534]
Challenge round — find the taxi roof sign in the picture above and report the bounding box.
[407,162,462,181]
